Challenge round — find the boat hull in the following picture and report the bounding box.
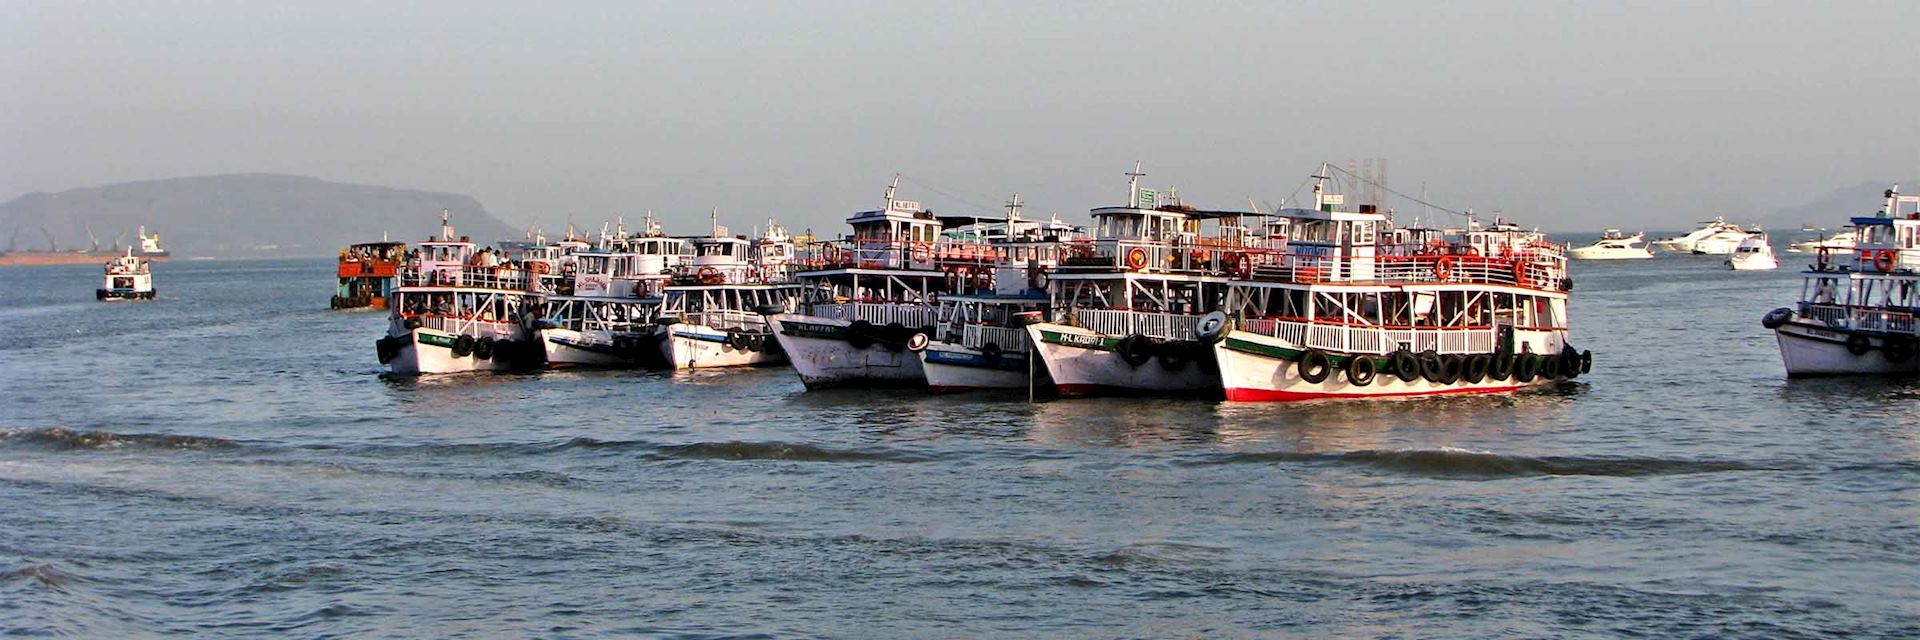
[1774,321,1920,377]
[1213,331,1547,402]
[767,314,926,389]
[97,289,156,301]
[383,328,521,375]
[541,328,648,368]
[1567,248,1652,260]
[662,324,786,369]
[1024,323,1219,397]
[918,341,1032,392]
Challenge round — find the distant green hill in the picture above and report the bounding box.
[0,174,518,258]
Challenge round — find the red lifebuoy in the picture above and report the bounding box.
[1875,249,1897,272]
[697,265,723,284]
[1434,256,1455,282]
[1512,260,1529,287]
[1125,247,1149,271]
[1233,252,1253,278]
[1029,266,1051,291]
[911,242,932,263]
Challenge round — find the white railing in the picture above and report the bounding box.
[680,309,770,332]
[963,324,1028,350]
[401,266,533,291]
[1071,309,1201,340]
[1240,318,1495,355]
[808,302,939,328]
[1252,254,1566,291]
[413,314,520,336]
[1797,302,1918,334]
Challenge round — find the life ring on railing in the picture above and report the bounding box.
[1029,266,1051,291]
[697,266,724,285]
[1433,256,1455,282]
[1512,260,1529,287]
[911,242,932,263]
[529,261,550,275]
[1464,246,1481,257]
[1817,247,1832,269]
[1874,248,1897,272]
[1233,253,1253,279]
[822,245,844,265]
[1125,247,1149,271]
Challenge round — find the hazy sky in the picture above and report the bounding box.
[5,1,1918,234]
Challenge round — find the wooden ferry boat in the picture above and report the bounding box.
[1208,168,1588,401]
[767,177,988,388]
[375,212,544,375]
[1764,186,1920,376]
[912,195,1078,392]
[332,240,406,310]
[655,217,803,369]
[1022,167,1256,397]
[532,218,684,368]
[97,248,155,300]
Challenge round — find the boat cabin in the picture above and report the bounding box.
[1850,186,1920,273]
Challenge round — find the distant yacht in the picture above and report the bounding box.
[1688,223,1760,255]
[1726,234,1778,270]
[1786,229,1857,254]
[1652,216,1743,253]
[1568,230,1654,260]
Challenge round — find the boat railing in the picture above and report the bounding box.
[338,258,402,278]
[413,313,521,336]
[1798,302,1918,334]
[1240,318,1496,355]
[963,324,1028,351]
[1251,253,1565,291]
[807,302,939,328]
[1060,239,1267,275]
[401,266,534,291]
[1070,309,1201,341]
[679,309,771,332]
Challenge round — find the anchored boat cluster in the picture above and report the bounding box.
[351,166,1594,402]
[1763,186,1920,376]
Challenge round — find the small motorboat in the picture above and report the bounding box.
[1726,234,1778,271]
[1568,229,1654,260]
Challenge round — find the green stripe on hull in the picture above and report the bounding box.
[1222,336,1378,366]
[417,333,456,348]
[1037,329,1117,351]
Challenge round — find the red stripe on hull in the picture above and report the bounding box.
[1223,383,1527,402]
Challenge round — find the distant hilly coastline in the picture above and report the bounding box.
[0,174,517,258]
[1758,180,1920,231]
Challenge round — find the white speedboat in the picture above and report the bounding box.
[1786,229,1857,254]
[97,248,155,300]
[1567,230,1653,260]
[1726,234,1778,270]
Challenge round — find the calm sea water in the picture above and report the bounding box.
[2,250,1917,638]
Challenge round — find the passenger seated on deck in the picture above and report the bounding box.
[1815,279,1837,304]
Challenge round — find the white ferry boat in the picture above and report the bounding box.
[1568,230,1654,260]
[1208,169,1586,402]
[766,177,979,389]
[1763,186,1920,376]
[375,212,543,375]
[1786,229,1857,254]
[97,248,155,300]
[534,217,686,368]
[1023,167,1255,397]
[912,195,1076,392]
[656,217,802,369]
[1726,234,1778,271]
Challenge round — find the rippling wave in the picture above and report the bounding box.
[1193,447,1786,477]
[0,426,238,451]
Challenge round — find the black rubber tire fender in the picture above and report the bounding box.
[1346,355,1377,386]
[451,335,475,358]
[474,337,496,360]
[1845,333,1871,356]
[1297,349,1333,384]
[1419,349,1445,384]
[1391,349,1421,383]
[1462,354,1489,383]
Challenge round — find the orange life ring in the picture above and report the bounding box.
[1231,252,1252,278]
[530,261,550,275]
[1464,246,1481,257]
[1512,260,1529,287]
[697,265,723,284]
[1125,247,1149,271]
[1875,248,1897,272]
[911,242,932,263]
[1434,256,1454,282]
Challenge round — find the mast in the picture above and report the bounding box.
[1311,163,1330,211]
[439,209,454,241]
[1126,162,1145,208]
[884,174,901,211]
